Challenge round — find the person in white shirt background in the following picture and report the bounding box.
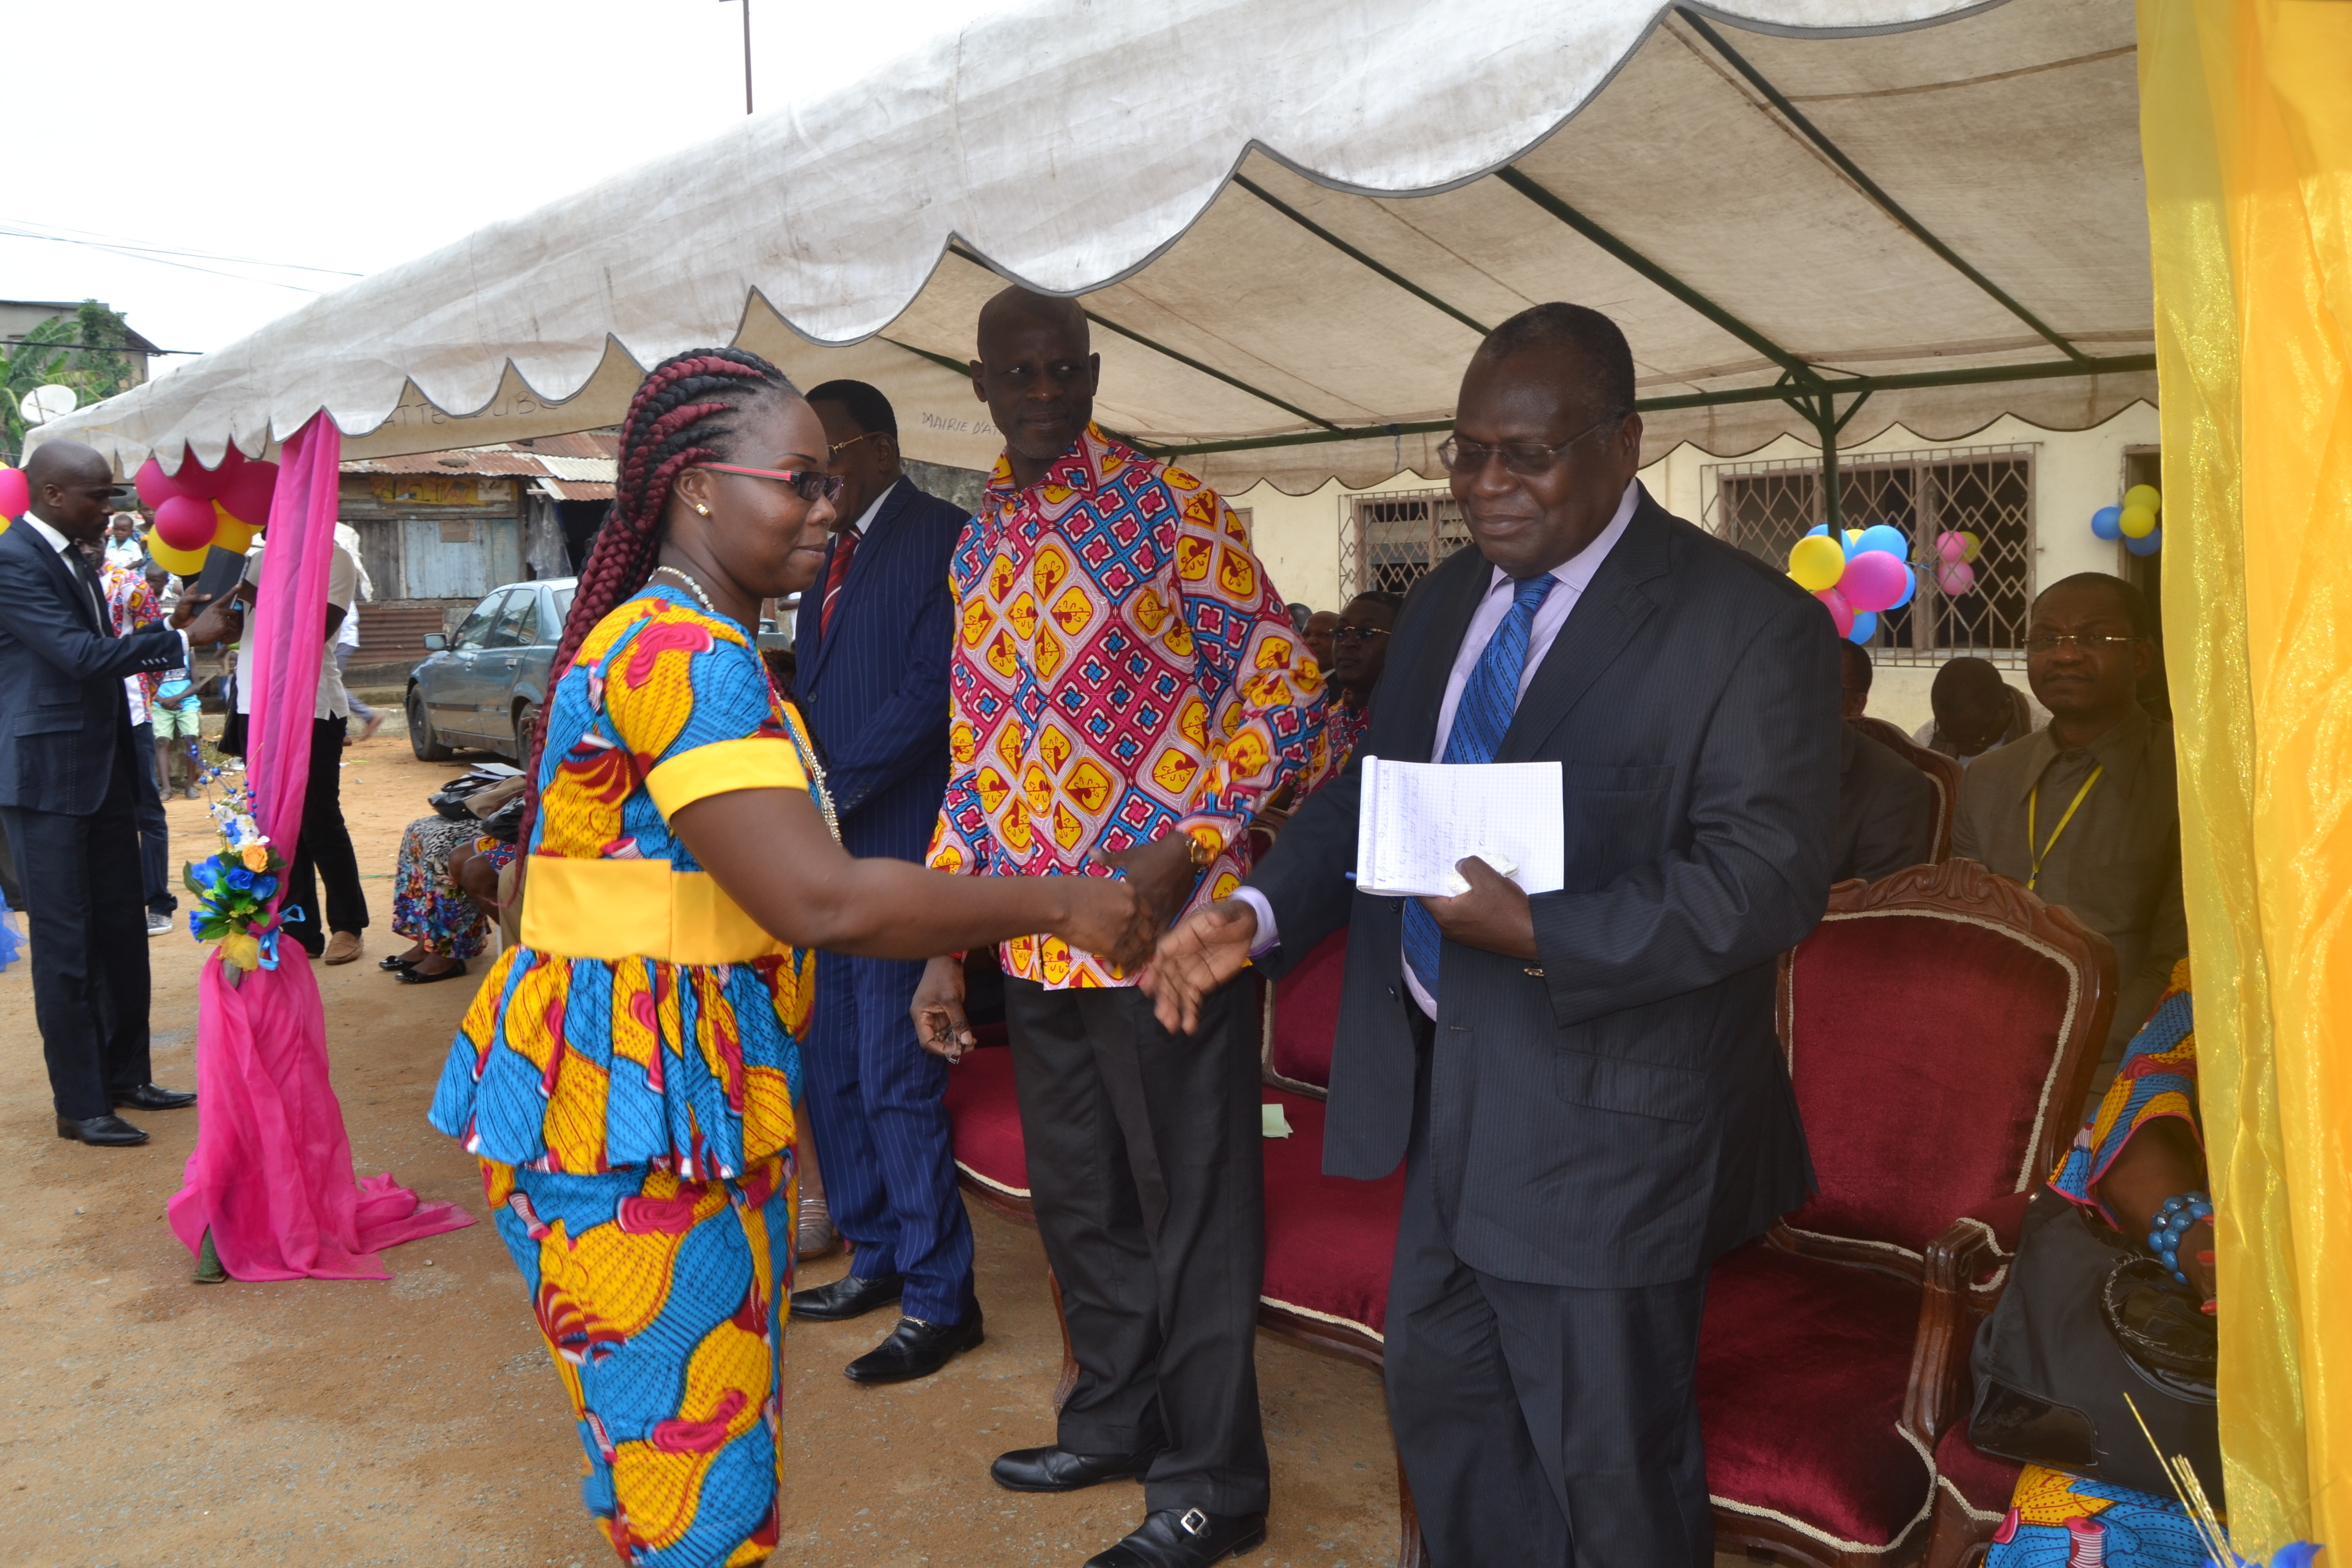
[331,521,382,742]
[225,536,373,963]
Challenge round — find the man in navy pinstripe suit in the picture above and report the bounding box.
[786,380,985,1383]
[1147,306,1840,1565]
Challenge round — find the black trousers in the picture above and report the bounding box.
[1003,976,1270,1516]
[130,720,175,916]
[1386,1009,1713,1568]
[281,716,369,955]
[0,741,154,1119]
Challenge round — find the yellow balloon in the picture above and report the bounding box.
[2124,484,2162,515]
[1961,530,1982,563]
[213,517,259,554]
[1787,534,1848,592]
[148,535,210,575]
[2119,506,2158,539]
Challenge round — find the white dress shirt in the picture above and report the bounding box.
[1233,479,1641,1017]
[20,511,195,684]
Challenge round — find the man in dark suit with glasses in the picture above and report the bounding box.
[0,439,233,1146]
[1144,304,1841,1566]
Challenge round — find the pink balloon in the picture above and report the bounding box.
[167,443,243,500]
[0,467,26,519]
[218,460,279,527]
[1935,530,1968,565]
[153,492,221,551]
[1815,586,1855,638]
[1936,560,1978,597]
[1840,550,1909,615]
[134,456,184,508]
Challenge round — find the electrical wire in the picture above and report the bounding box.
[0,218,364,293]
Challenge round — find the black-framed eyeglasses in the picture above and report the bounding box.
[1436,410,1627,477]
[2024,632,2142,653]
[695,462,846,503]
[1331,624,1390,644]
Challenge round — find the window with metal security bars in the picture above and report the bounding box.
[1703,445,2038,665]
[1340,486,1472,596]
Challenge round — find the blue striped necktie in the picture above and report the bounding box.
[1402,573,1556,1000]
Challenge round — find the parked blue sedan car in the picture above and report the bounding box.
[405,578,575,762]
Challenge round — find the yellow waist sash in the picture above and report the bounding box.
[519,856,788,965]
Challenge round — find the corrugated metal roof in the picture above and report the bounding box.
[536,478,617,501]
[342,435,618,484]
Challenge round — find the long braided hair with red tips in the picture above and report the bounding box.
[513,347,798,851]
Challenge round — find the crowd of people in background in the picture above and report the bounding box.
[0,289,2202,1568]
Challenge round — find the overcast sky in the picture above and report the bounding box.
[7,0,996,366]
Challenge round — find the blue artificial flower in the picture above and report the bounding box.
[226,866,255,892]
[253,874,278,901]
[187,910,205,938]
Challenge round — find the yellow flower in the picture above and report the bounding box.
[240,843,272,873]
[219,932,261,972]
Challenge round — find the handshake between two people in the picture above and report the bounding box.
[910,847,1537,1059]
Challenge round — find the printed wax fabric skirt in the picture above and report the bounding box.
[485,1153,795,1568]
[393,816,495,960]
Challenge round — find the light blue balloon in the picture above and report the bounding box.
[1894,565,1917,609]
[1855,524,1910,561]
[2126,524,2163,557]
[1847,610,1878,644]
[2092,505,2124,541]
[1805,523,1829,538]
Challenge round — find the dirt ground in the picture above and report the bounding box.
[0,725,1417,1568]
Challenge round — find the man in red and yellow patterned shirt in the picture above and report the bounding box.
[914,288,1318,1568]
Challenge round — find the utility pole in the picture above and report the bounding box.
[721,0,752,114]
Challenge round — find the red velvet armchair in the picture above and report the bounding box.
[1852,716,1965,864]
[1698,860,2114,1568]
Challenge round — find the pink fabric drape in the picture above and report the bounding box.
[166,413,472,1280]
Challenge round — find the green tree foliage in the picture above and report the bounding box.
[2,301,139,463]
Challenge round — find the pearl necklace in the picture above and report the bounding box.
[652,565,719,617]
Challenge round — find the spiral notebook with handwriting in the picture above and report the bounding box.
[1353,756,1565,898]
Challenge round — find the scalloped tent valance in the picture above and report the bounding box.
[29,0,2152,493]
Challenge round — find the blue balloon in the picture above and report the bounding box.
[1894,565,1917,609]
[1804,523,1829,538]
[2091,505,2124,541]
[1847,610,1878,644]
[2126,524,2163,557]
[1854,524,1910,561]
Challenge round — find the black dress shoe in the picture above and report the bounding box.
[1085,1509,1266,1568]
[991,1442,1165,1494]
[789,1271,904,1322]
[843,1309,984,1384]
[56,1114,151,1147]
[112,1084,195,1111]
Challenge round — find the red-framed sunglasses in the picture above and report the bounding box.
[694,462,845,503]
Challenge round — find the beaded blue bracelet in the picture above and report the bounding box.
[2145,1190,2214,1286]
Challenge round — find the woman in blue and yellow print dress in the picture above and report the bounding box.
[429,350,1152,1568]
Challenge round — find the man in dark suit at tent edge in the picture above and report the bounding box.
[784,379,985,1384]
[1142,304,1841,1566]
[0,439,235,1146]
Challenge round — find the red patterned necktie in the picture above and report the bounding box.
[820,527,860,636]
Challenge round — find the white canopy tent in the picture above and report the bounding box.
[31,0,2151,510]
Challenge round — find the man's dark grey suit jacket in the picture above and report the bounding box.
[1248,488,1841,1290]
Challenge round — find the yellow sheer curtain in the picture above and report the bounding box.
[2139,0,2352,1554]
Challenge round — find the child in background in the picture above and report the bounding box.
[152,673,204,798]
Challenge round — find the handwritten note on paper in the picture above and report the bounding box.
[1353,756,1565,899]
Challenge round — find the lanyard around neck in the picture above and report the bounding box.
[2027,764,2105,892]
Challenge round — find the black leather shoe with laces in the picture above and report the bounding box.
[789,1271,904,1322]
[1084,1508,1266,1567]
[990,1443,1165,1494]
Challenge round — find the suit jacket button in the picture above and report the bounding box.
[1524,966,1545,978]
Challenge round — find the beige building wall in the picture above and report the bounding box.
[1231,401,2162,736]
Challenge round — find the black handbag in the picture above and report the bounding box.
[1968,1187,2222,1503]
